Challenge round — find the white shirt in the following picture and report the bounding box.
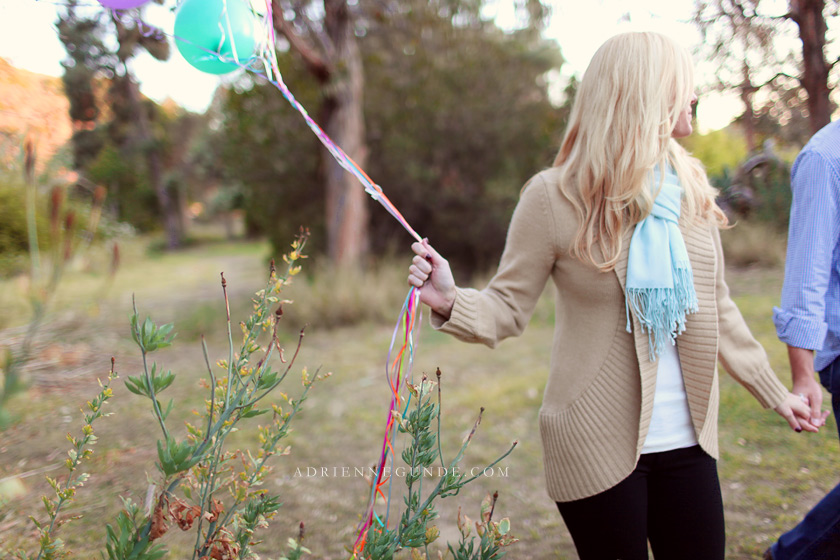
[641,342,698,454]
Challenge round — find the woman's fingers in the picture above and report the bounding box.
[412,255,432,275]
[411,241,429,258]
[408,262,429,287]
[777,394,822,433]
[777,403,803,432]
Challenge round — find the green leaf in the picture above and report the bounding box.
[160,398,174,421]
[155,439,174,476]
[240,406,269,419]
[153,370,175,393]
[124,376,149,398]
[257,371,278,390]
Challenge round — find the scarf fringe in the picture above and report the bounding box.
[625,268,698,362]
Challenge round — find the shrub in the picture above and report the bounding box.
[0,170,50,273]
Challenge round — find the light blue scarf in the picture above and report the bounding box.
[625,165,698,362]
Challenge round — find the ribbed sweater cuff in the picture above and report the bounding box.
[742,365,789,409]
[430,288,484,341]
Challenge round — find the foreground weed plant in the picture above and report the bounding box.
[114,231,322,559]
[13,232,319,559]
[359,371,518,560]
[12,359,118,559]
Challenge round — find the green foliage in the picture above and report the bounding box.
[0,171,50,273]
[712,157,793,232]
[55,0,112,170]
[682,127,748,177]
[9,234,318,559]
[9,230,518,559]
[102,499,166,560]
[56,1,192,246]
[129,316,175,353]
[155,435,200,477]
[219,65,324,248]
[1,142,113,428]
[106,232,323,559]
[358,373,518,559]
[362,6,564,276]
[748,159,793,229]
[447,494,516,560]
[87,143,159,232]
[125,363,175,398]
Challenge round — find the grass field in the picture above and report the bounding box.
[0,230,837,559]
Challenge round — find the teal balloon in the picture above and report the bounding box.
[174,0,258,75]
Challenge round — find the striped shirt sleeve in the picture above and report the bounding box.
[773,149,840,350]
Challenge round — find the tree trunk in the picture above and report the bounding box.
[124,74,183,249]
[271,0,369,266]
[112,14,182,249]
[322,0,369,266]
[738,50,759,153]
[790,0,832,133]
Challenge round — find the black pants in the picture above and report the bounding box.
[556,445,725,560]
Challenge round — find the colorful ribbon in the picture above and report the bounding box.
[258,2,423,554]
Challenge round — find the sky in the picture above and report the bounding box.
[0,0,743,131]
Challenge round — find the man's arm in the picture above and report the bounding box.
[787,345,829,425]
[774,148,840,425]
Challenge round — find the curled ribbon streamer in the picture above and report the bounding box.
[351,287,422,552]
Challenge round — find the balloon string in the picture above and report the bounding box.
[254,17,427,551]
[260,2,422,244]
[258,4,427,553]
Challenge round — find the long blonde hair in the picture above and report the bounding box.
[554,32,727,271]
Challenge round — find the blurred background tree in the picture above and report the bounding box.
[692,0,839,150]
[690,0,840,237]
[219,0,564,276]
[55,0,112,171]
[34,0,840,271]
[56,0,200,248]
[271,0,370,267]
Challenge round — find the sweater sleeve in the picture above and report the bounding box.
[431,174,557,348]
[714,227,789,408]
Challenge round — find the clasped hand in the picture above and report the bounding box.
[407,240,456,319]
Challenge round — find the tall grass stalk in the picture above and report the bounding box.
[1,139,112,428]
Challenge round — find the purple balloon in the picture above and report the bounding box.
[98,0,150,9]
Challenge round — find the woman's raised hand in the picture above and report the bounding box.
[408,240,456,319]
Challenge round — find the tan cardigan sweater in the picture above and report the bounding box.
[432,167,789,502]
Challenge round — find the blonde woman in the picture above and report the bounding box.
[408,32,820,559]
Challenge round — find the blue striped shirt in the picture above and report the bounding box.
[773,120,840,372]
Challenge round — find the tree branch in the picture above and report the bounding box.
[292,1,336,60]
[271,0,332,83]
[754,70,800,89]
